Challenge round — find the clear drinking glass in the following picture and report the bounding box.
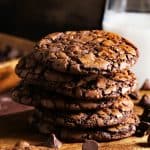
[102,0,150,86]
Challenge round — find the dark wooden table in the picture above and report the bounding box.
[0,91,33,116]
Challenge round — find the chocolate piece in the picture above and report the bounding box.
[137,108,150,137]
[141,108,150,122]
[135,129,145,137]
[12,84,134,112]
[33,30,138,75]
[135,121,150,137]
[31,114,139,142]
[139,94,150,108]
[15,54,137,100]
[48,133,62,149]
[129,91,140,100]
[140,79,150,90]
[82,140,98,150]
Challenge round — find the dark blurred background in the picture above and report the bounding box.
[0,0,105,40]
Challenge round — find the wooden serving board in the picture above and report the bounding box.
[0,91,150,150]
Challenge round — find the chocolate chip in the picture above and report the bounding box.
[135,122,150,137]
[138,108,150,137]
[48,133,62,149]
[129,91,140,100]
[140,79,150,90]
[135,128,145,137]
[82,140,98,150]
[139,94,150,108]
[141,109,150,121]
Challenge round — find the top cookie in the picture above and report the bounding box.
[34,30,138,75]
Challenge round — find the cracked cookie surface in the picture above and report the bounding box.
[12,84,134,112]
[33,30,138,75]
[32,98,134,128]
[15,54,137,100]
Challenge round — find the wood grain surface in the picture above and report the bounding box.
[0,91,149,150]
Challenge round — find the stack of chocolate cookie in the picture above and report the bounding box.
[12,30,140,142]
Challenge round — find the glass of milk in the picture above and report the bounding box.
[102,0,150,86]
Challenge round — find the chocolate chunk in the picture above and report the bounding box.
[138,108,150,137]
[140,79,150,90]
[141,108,150,123]
[139,94,150,108]
[135,121,150,137]
[129,91,140,100]
[135,128,145,137]
[48,133,62,149]
[82,140,98,150]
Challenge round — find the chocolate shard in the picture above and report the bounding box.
[48,133,62,149]
[141,108,150,122]
[140,79,150,90]
[137,108,150,137]
[129,91,140,100]
[135,121,150,137]
[139,94,150,108]
[82,140,98,150]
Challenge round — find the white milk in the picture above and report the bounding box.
[102,11,150,86]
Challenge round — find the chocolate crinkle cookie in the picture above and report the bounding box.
[30,113,139,142]
[32,101,134,128]
[12,30,139,142]
[12,83,134,112]
[15,54,137,100]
